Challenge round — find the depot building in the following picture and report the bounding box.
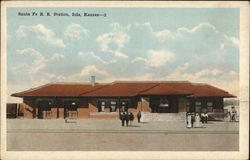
[11,78,235,120]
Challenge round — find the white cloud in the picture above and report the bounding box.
[78,51,117,64]
[16,24,66,48]
[17,48,46,73]
[49,53,65,61]
[177,23,218,33]
[16,48,64,74]
[155,29,174,41]
[154,22,219,41]
[16,25,27,37]
[114,51,128,58]
[96,25,130,58]
[146,50,174,67]
[79,65,110,76]
[229,37,240,47]
[64,23,89,40]
[166,64,239,97]
[96,31,129,52]
[220,43,225,49]
[132,57,147,63]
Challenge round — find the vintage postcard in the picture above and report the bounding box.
[1,1,249,160]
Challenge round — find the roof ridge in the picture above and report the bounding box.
[112,80,191,83]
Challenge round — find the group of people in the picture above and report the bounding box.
[119,111,142,127]
[227,106,238,122]
[186,112,208,128]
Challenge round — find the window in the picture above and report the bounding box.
[195,102,202,113]
[121,101,128,112]
[160,98,169,107]
[110,101,117,112]
[98,101,106,112]
[207,102,213,112]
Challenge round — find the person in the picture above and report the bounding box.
[137,111,142,123]
[191,112,195,128]
[231,106,237,122]
[125,112,130,127]
[204,112,208,123]
[120,112,126,126]
[194,113,200,128]
[201,112,205,124]
[186,113,192,128]
[129,112,134,126]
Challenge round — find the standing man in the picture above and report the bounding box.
[129,112,134,126]
[120,112,125,127]
[204,111,208,123]
[137,111,142,123]
[125,112,130,127]
[191,112,195,128]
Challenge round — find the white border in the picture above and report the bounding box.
[1,1,249,160]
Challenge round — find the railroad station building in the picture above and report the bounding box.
[11,79,235,121]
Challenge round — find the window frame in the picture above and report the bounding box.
[195,101,202,113]
[207,102,213,112]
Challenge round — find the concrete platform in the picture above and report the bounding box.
[7,119,239,133]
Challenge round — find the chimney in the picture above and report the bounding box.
[91,76,96,86]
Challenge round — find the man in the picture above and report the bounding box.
[129,112,134,126]
[231,106,237,122]
[120,112,125,126]
[125,112,130,127]
[137,111,142,123]
[191,112,195,128]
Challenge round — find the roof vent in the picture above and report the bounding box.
[91,76,96,86]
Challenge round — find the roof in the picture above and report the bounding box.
[11,83,107,97]
[11,81,236,98]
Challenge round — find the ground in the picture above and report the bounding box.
[7,119,239,151]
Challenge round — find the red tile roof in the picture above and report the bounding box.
[11,81,236,98]
[81,82,159,97]
[11,83,107,97]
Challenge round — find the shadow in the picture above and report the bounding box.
[129,125,140,127]
[139,122,149,124]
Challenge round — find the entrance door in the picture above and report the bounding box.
[38,106,43,119]
[37,100,52,119]
[64,100,77,118]
[150,99,159,113]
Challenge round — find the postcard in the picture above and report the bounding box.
[1,1,249,160]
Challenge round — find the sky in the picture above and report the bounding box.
[7,8,240,103]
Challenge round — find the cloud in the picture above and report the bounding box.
[79,65,110,76]
[229,37,239,47]
[16,24,66,48]
[132,57,147,63]
[154,22,219,41]
[96,26,130,58]
[78,51,117,64]
[146,50,174,67]
[16,48,64,74]
[114,51,128,58]
[49,53,65,61]
[166,63,239,96]
[16,48,46,73]
[64,23,89,39]
[96,31,129,51]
